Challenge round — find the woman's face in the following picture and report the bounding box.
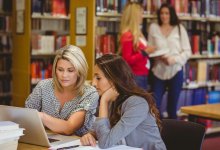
[92,65,112,96]
[56,59,78,89]
[160,7,170,25]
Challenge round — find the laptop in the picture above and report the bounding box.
[0,105,78,147]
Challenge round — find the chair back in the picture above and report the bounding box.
[161,119,206,150]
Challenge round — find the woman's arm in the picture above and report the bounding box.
[121,32,146,65]
[40,86,99,135]
[80,131,97,146]
[94,97,149,149]
[25,82,42,111]
[39,110,86,135]
[173,25,192,65]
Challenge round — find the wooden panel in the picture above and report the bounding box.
[70,0,96,80]
[12,0,31,106]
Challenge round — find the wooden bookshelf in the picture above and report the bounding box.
[31,15,70,20]
[0,0,12,105]
[70,0,96,80]
[190,55,220,59]
[12,0,73,107]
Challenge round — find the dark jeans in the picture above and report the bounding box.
[152,70,183,119]
[134,75,148,90]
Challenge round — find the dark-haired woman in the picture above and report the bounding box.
[148,3,191,119]
[80,54,166,150]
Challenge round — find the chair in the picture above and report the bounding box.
[161,119,206,150]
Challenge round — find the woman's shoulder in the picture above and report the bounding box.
[179,24,187,31]
[120,30,133,41]
[36,78,53,87]
[149,23,159,30]
[83,84,98,95]
[122,95,149,109]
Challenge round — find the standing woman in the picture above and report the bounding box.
[25,45,99,136]
[148,3,191,119]
[120,0,155,90]
[80,54,166,150]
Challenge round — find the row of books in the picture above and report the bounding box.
[0,96,11,105]
[170,0,220,17]
[191,34,220,55]
[31,60,53,84]
[0,57,11,72]
[161,88,220,129]
[0,16,10,32]
[32,19,69,31]
[32,0,69,17]
[184,60,220,84]
[95,23,119,56]
[96,0,220,18]
[96,17,220,55]
[184,21,220,56]
[96,0,127,13]
[0,0,12,13]
[0,79,11,94]
[0,121,24,150]
[160,88,207,115]
[0,35,11,52]
[31,33,70,55]
[95,30,117,57]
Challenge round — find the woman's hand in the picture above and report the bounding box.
[101,87,119,103]
[161,56,176,65]
[80,132,96,147]
[99,87,119,118]
[145,45,156,54]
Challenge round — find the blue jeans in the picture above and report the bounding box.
[134,75,148,90]
[152,70,183,119]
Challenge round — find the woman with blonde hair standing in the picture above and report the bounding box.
[120,0,155,90]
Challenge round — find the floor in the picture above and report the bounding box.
[202,132,220,150]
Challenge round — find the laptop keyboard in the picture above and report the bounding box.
[48,138,60,143]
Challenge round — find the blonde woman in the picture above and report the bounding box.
[25,45,99,136]
[120,0,155,90]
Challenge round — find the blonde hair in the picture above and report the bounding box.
[120,2,144,50]
[52,45,88,95]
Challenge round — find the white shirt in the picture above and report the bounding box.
[148,23,191,80]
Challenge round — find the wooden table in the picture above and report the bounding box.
[181,104,220,121]
[18,143,47,150]
[18,134,79,150]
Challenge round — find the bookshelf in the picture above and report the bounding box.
[11,0,220,107]
[94,1,220,129]
[0,0,12,105]
[12,0,76,107]
[94,0,220,89]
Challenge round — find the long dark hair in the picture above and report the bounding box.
[95,54,161,129]
[157,3,181,36]
[157,3,180,26]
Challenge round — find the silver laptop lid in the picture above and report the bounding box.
[0,105,50,147]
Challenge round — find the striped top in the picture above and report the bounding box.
[25,78,99,136]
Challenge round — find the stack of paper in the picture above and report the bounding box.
[0,121,24,150]
[50,139,142,150]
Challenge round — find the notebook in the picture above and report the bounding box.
[0,105,78,148]
[149,49,169,57]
